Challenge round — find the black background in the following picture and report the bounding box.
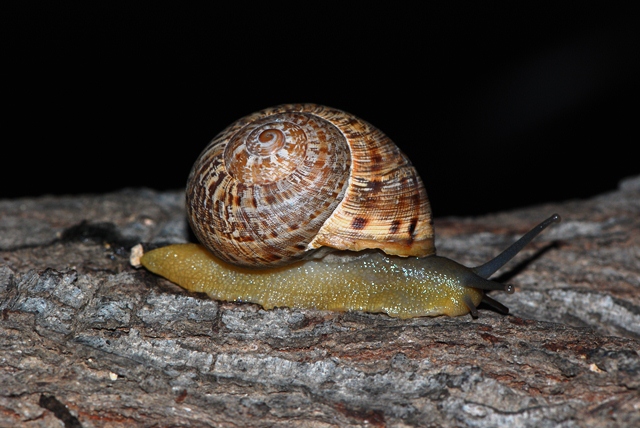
[3,3,639,217]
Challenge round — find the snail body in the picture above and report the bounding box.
[140,103,560,318]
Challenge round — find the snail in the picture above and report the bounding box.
[139,103,560,318]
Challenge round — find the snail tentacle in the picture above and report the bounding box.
[471,214,561,279]
[481,294,510,315]
[463,295,479,318]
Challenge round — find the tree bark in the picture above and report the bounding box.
[1,177,639,427]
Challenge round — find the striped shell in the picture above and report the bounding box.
[186,103,434,267]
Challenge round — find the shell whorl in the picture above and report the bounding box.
[187,103,434,267]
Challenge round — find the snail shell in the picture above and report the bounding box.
[186,103,434,267]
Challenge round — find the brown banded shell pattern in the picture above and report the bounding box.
[187,104,434,267]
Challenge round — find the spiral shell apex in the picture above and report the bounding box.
[186,103,434,267]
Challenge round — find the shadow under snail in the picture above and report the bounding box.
[140,103,560,318]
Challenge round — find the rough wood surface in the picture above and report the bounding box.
[1,176,639,427]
